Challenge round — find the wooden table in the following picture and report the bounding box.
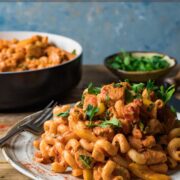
[0,65,179,180]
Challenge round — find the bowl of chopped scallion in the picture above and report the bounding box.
[104,51,177,82]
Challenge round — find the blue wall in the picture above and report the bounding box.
[0,2,180,64]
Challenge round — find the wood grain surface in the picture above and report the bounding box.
[0,65,179,180]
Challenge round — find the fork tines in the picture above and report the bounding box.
[32,100,57,125]
[33,101,58,127]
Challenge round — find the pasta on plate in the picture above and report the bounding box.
[33,81,179,180]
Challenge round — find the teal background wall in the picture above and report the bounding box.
[0,2,180,64]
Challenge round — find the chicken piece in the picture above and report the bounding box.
[62,50,76,60]
[123,99,142,123]
[45,46,62,62]
[93,126,115,141]
[83,94,98,110]
[26,44,43,58]
[98,84,125,105]
[46,46,71,64]
[0,40,8,50]
[108,107,118,118]
[114,100,124,118]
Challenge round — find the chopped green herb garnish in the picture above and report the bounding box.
[158,85,175,103]
[79,155,93,169]
[125,89,134,103]
[135,93,142,99]
[113,83,122,88]
[170,105,177,114]
[86,122,97,128]
[139,121,144,132]
[86,105,99,121]
[99,117,121,128]
[87,82,101,95]
[105,94,110,102]
[124,79,130,83]
[87,117,121,129]
[146,80,158,92]
[105,110,110,120]
[132,83,145,94]
[123,81,175,104]
[81,94,85,103]
[56,109,70,117]
[108,52,169,72]
[72,49,76,55]
[126,82,145,99]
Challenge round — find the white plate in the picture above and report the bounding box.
[1,112,180,180]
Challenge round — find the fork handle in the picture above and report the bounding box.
[0,127,23,147]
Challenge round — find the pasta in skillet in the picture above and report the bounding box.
[0,35,76,72]
[33,80,179,180]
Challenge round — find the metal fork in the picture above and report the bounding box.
[0,100,57,147]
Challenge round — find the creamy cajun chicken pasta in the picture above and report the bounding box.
[33,80,179,180]
[0,35,76,72]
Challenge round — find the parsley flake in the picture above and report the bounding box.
[146,80,158,92]
[124,79,130,83]
[125,89,134,103]
[86,105,99,121]
[86,122,97,128]
[158,85,175,103]
[139,121,144,132]
[56,109,70,117]
[105,94,110,102]
[170,105,177,114]
[87,82,101,95]
[113,83,122,88]
[132,83,145,94]
[79,155,93,169]
[72,49,76,55]
[99,117,121,128]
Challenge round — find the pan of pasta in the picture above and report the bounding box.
[2,81,180,180]
[0,31,82,110]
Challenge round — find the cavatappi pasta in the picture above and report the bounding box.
[0,35,76,72]
[33,81,179,180]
